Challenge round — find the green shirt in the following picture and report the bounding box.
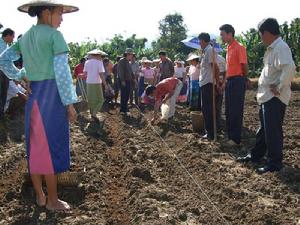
[13,24,69,81]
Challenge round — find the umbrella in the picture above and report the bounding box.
[181,36,223,53]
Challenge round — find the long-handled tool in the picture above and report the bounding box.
[78,78,88,102]
[211,46,217,141]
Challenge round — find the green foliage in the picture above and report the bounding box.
[69,16,300,76]
[152,13,192,60]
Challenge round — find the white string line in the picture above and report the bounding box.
[135,105,230,225]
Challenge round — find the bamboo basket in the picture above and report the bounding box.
[191,111,204,132]
[22,159,83,186]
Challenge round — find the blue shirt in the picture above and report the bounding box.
[0,38,8,54]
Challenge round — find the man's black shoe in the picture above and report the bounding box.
[256,166,281,174]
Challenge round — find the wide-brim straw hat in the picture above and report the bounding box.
[144,59,153,64]
[87,49,108,56]
[186,54,200,62]
[175,59,184,64]
[18,0,79,14]
[152,59,160,63]
[140,57,148,63]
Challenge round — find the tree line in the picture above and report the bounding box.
[69,14,300,77]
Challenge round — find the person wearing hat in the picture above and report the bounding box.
[141,59,155,85]
[0,0,79,211]
[112,55,122,103]
[129,54,139,105]
[186,54,201,110]
[84,49,108,121]
[117,48,135,115]
[174,59,187,102]
[159,50,174,81]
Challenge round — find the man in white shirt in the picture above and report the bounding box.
[238,18,296,174]
[198,33,220,140]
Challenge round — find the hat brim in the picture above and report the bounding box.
[18,2,79,14]
[87,49,108,56]
[186,56,199,62]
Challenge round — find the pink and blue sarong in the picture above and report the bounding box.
[25,79,70,175]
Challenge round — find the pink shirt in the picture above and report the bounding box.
[142,67,155,79]
[84,59,105,84]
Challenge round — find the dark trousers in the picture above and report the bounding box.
[201,83,214,138]
[225,76,246,144]
[120,80,131,113]
[129,82,138,104]
[216,92,223,129]
[0,71,9,119]
[251,97,286,169]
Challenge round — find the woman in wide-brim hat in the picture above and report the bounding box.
[84,49,108,121]
[186,54,201,110]
[174,59,188,102]
[0,0,78,212]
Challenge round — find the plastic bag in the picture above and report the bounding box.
[161,103,170,120]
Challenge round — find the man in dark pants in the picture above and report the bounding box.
[238,18,295,174]
[112,56,121,104]
[118,48,134,115]
[219,24,248,145]
[198,33,219,140]
[216,54,226,130]
[0,28,15,120]
[129,54,139,105]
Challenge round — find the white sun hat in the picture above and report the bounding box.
[18,0,79,14]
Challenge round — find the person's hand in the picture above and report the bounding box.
[67,105,77,123]
[121,81,126,87]
[150,117,156,125]
[221,80,226,92]
[246,78,252,90]
[22,76,32,95]
[270,84,280,96]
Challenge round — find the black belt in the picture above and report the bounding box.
[226,75,245,81]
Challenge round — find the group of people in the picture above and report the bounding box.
[0,0,296,212]
[0,28,28,121]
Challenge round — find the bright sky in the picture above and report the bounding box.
[1,0,299,44]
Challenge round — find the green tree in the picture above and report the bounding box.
[153,13,191,60]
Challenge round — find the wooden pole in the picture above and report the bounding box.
[212,45,217,142]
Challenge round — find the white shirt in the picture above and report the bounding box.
[174,66,185,78]
[5,81,26,111]
[84,58,105,84]
[199,45,216,87]
[257,37,296,105]
[217,55,226,73]
[188,65,200,81]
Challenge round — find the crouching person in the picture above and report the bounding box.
[145,77,182,124]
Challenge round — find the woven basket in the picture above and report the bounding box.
[22,160,83,186]
[191,111,204,132]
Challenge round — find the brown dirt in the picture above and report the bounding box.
[0,90,300,225]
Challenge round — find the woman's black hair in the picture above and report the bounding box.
[145,85,156,96]
[192,58,200,63]
[28,6,55,18]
